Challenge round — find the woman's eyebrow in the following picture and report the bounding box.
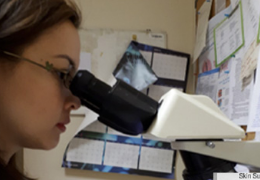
[54,54,76,69]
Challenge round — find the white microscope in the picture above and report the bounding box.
[69,70,260,180]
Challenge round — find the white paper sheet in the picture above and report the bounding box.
[250,0,260,15]
[139,147,174,173]
[214,2,244,66]
[199,5,232,74]
[230,0,239,10]
[240,0,260,80]
[216,60,232,118]
[241,40,260,80]
[247,50,260,132]
[241,0,259,49]
[193,0,213,62]
[103,142,139,169]
[66,138,104,164]
[153,53,187,81]
[196,68,220,103]
[229,49,253,125]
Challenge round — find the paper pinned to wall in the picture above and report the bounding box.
[196,68,220,103]
[214,1,244,67]
[63,121,176,178]
[230,0,239,10]
[239,0,260,81]
[229,49,253,125]
[247,50,260,132]
[199,5,232,74]
[240,40,260,80]
[258,17,260,43]
[193,0,213,63]
[216,60,232,119]
[241,0,259,50]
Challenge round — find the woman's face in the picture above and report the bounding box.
[0,21,81,150]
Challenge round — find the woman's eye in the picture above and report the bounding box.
[56,71,66,80]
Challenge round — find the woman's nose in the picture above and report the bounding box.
[65,92,81,111]
[71,95,81,110]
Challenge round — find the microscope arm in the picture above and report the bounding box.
[171,140,260,168]
[144,89,260,177]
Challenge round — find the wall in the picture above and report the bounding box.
[24,0,196,180]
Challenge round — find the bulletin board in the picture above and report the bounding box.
[195,0,260,140]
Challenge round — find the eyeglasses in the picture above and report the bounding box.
[2,51,74,88]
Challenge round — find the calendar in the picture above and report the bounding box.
[63,120,176,179]
[112,41,189,101]
[134,41,190,101]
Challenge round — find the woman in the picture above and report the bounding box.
[0,0,82,179]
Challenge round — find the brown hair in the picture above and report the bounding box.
[0,0,81,61]
[0,0,81,179]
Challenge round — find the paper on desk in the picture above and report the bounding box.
[215,0,226,14]
[71,52,91,115]
[229,49,253,125]
[193,0,212,63]
[199,5,232,74]
[214,1,244,67]
[196,68,220,103]
[247,50,260,132]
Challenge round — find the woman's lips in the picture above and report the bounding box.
[56,123,67,132]
[56,117,70,132]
